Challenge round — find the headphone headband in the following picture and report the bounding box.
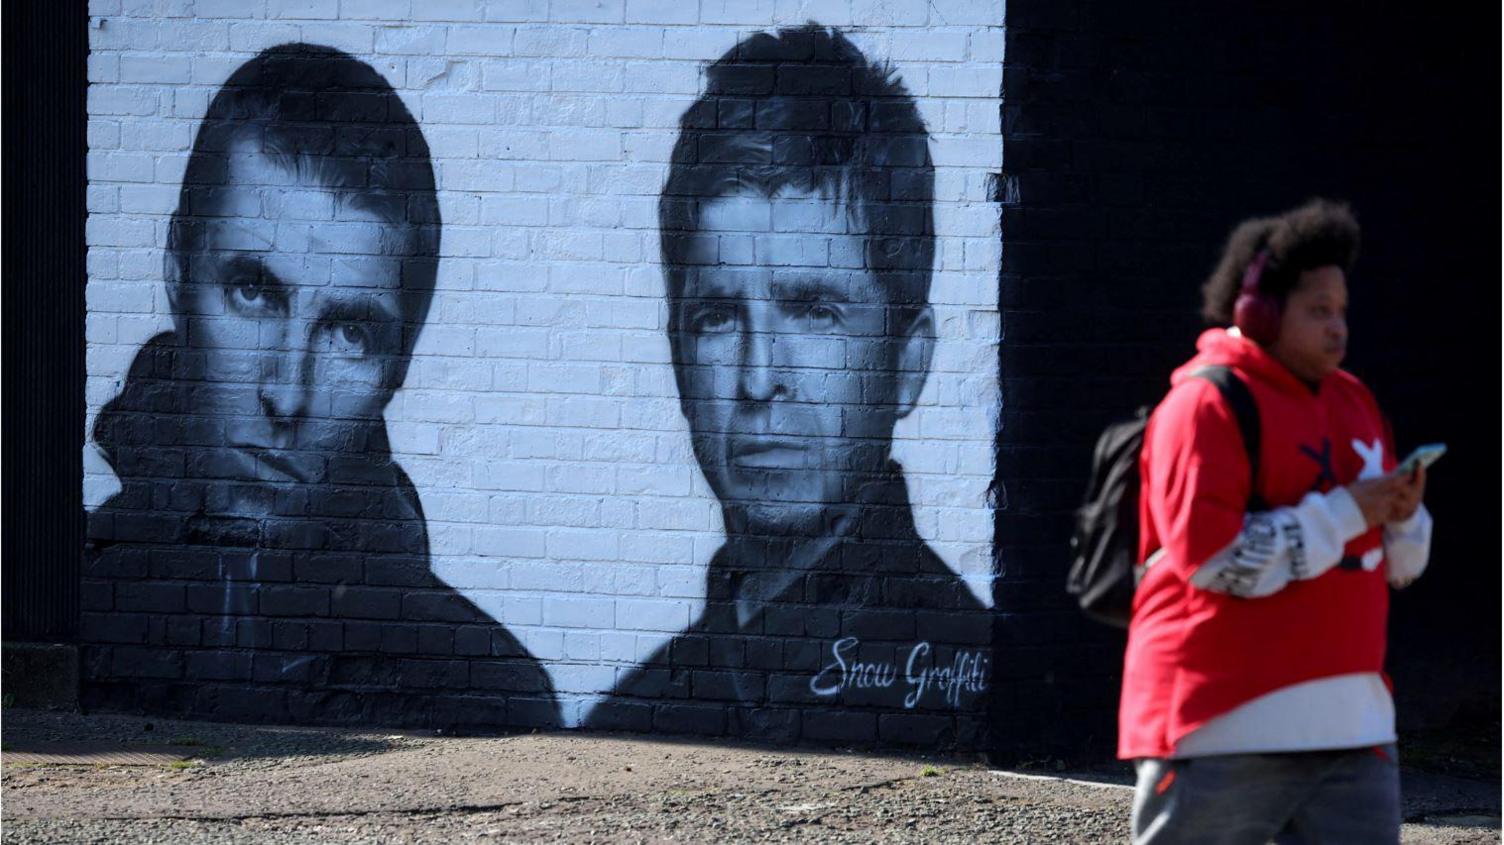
[1241,248,1271,293]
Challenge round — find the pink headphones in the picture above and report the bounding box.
[1232,248,1280,345]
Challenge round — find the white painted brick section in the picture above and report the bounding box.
[85,4,1003,722]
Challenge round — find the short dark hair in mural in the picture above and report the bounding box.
[586,26,991,745]
[83,44,558,729]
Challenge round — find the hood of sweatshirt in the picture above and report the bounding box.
[1171,327,1343,399]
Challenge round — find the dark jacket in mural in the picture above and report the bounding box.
[82,332,560,730]
[585,464,990,745]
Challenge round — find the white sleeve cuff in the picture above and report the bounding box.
[1385,504,1433,589]
[1326,486,1369,544]
[1387,503,1428,535]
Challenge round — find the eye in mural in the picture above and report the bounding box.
[82,44,559,729]
[583,26,992,744]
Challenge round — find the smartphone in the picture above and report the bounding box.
[1397,443,1446,475]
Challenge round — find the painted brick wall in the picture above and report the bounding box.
[994,0,1500,763]
[82,0,1004,747]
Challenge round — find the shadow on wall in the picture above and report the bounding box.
[83,27,994,749]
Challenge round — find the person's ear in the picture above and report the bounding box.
[893,306,934,419]
[664,279,696,421]
[164,248,187,323]
[164,213,193,320]
[672,327,696,422]
[385,355,413,404]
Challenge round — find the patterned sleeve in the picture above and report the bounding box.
[1187,487,1370,597]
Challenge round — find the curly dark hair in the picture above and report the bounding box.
[1201,199,1361,324]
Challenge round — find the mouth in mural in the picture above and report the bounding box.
[730,437,810,469]
[226,445,318,484]
[257,449,317,484]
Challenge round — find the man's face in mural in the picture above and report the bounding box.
[174,144,409,513]
[674,188,932,536]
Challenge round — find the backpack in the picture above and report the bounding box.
[1066,366,1262,628]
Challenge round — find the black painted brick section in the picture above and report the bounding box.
[994,0,1500,764]
[259,586,330,618]
[803,710,877,743]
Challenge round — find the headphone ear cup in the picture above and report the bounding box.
[1234,291,1281,345]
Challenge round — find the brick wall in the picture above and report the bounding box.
[994,0,1500,763]
[82,0,1004,747]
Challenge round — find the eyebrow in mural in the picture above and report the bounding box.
[82,43,560,731]
[584,25,992,745]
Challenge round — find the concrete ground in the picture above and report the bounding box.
[2,709,1498,844]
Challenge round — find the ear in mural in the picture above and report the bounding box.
[584,26,992,744]
[82,44,559,729]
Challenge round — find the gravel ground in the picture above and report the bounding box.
[2,710,1497,844]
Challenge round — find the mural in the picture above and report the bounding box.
[83,11,1001,748]
[583,28,991,743]
[83,45,559,729]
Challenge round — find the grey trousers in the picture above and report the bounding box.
[1131,745,1401,845]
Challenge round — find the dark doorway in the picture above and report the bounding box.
[2,0,88,641]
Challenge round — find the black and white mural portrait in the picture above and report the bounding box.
[84,45,559,728]
[584,27,991,743]
[84,4,1002,747]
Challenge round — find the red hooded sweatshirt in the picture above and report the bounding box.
[1118,328,1393,760]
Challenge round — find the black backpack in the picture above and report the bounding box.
[1066,366,1261,628]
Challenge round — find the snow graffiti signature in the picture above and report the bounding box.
[809,637,990,709]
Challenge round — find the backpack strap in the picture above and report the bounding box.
[1191,365,1265,511]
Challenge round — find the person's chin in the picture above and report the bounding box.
[190,457,320,519]
[737,500,827,538]
[719,472,833,536]
[1312,354,1344,381]
[204,480,282,519]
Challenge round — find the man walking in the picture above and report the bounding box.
[1123,200,1432,843]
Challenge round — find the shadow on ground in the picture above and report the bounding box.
[3,708,406,764]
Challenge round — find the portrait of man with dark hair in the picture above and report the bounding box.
[586,26,992,744]
[83,44,559,730]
